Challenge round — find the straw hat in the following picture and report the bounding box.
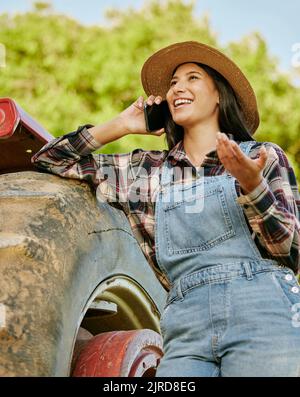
[141,41,259,137]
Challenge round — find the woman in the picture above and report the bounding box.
[32,41,300,377]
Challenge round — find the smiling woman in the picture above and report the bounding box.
[166,63,220,156]
[31,40,300,377]
[164,62,252,151]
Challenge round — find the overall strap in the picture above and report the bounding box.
[239,140,257,156]
[161,159,173,187]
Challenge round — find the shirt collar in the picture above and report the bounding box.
[167,133,238,166]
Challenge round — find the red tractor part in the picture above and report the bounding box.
[0,97,53,174]
[72,329,163,377]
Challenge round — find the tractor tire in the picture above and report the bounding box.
[0,171,166,376]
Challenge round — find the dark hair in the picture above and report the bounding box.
[164,63,251,149]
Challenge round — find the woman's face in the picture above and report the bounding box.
[166,62,220,129]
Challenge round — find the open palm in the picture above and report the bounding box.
[216,132,268,194]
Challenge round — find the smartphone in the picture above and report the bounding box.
[144,100,168,132]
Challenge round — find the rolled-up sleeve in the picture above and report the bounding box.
[31,125,145,205]
[31,124,100,184]
[237,142,300,272]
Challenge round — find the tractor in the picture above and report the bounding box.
[0,97,166,377]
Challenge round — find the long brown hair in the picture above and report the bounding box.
[164,63,253,149]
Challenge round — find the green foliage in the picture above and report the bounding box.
[0,0,299,181]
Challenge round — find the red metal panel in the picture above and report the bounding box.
[0,97,54,174]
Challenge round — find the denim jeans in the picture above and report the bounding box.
[156,261,300,377]
[154,141,300,377]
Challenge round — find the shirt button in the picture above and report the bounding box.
[285,274,293,281]
[291,286,299,294]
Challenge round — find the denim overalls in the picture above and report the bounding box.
[155,141,300,377]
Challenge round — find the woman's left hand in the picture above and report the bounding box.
[216,132,268,194]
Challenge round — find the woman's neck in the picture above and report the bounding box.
[183,123,219,167]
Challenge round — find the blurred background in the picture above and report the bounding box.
[0,0,299,179]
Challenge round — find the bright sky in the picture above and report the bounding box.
[1,0,300,73]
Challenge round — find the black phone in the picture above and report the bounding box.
[144,100,168,132]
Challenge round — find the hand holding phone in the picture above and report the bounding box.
[144,100,168,133]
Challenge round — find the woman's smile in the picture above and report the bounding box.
[173,98,194,109]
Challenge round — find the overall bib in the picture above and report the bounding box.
[155,141,300,377]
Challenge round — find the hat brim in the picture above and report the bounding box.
[141,41,259,137]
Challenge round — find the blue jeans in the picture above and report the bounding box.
[156,262,300,377]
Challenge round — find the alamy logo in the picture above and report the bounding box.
[96,165,206,214]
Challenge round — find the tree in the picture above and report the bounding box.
[0,0,299,179]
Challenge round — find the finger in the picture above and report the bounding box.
[217,132,232,149]
[146,95,156,106]
[216,132,227,151]
[231,141,246,161]
[260,145,268,157]
[256,145,268,168]
[153,128,165,135]
[217,133,236,161]
[154,96,162,104]
[223,136,241,160]
[134,96,144,110]
[216,134,227,158]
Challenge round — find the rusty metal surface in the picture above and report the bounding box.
[72,329,163,377]
[0,171,167,376]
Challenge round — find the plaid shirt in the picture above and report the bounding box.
[31,125,300,291]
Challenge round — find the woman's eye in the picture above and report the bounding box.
[170,75,198,86]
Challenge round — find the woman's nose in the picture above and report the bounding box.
[172,81,187,93]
